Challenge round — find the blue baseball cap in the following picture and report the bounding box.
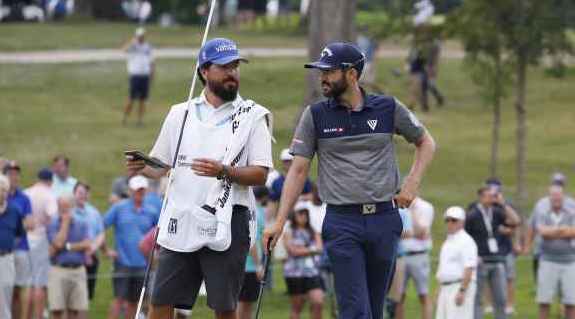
[37,168,53,181]
[198,38,248,68]
[305,42,365,72]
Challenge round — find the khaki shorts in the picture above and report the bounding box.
[47,266,89,311]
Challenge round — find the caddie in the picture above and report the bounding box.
[126,38,273,319]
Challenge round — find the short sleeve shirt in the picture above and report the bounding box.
[47,217,89,265]
[436,230,478,283]
[127,42,153,76]
[269,175,312,202]
[290,92,425,205]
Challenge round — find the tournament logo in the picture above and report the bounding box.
[168,218,178,234]
[367,119,378,131]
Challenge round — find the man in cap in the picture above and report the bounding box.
[264,42,436,319]
[126,38,273,319]
[24,168,58,319]
[122,27,155,126]
[103,175,157,319]
[436,206,478,319]
[4,162,34,319]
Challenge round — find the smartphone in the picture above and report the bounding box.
[124,150,169,169]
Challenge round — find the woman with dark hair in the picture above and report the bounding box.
[283,201,324,319]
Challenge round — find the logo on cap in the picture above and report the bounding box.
[321,48,334,58]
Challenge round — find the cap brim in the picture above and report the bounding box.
[211,56,249,66]
[304,61,336,70]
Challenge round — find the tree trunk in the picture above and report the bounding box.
[304,0,357,107]
[75,0,93,18]
[514,55,528,213]
[489,57,503,178]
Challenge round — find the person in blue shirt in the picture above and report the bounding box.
[73,182,105,301]
[238,186,268,319]
[3,162,33,319]
[46,195,91,319]
[0,174,25,319]
[268,149,313,226]
[103,175,157,319]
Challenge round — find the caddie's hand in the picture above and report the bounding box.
[455,290,465,306]
[394,179,418,208]
[125,155,146,175]
[191,158,223,177]
[263,223,283,255]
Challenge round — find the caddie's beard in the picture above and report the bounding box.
[321,76,348,99]
[208,77,239,102]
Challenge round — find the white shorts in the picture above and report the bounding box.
[29,239,50,287]
[14,250,32,287]
[537,260,575,305]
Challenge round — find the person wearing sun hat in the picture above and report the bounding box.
[436,206,478,319]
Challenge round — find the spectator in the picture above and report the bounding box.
[387,208,413,319]
[425,32,445,107]
[524,175,575,283]
[283,201,324,319]
[357,28,383,94]
[109,170,136,204]
[122,27,155,126]
[24,168,58,319]
[465,186,520,319]
[436,206,478,319]
[4,162,33,319]
[51,155,78,198]
[398,197,434,319]
[0,174,26,319]
[268,148,313,219]
[237,186,267,319]
[46,195,90,319]
[488,180,521,315]
[533,185,575,319]
[104,175,157,319]
[407,33,429,112]
[269,148,313,263]
[73,182,105,301]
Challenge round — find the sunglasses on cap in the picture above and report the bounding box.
[340,56,365,70]
[444,218,459,223]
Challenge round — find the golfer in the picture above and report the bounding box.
[263,42,436,319]
[126,38,273,319]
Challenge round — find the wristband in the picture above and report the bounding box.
[65,242,71,251]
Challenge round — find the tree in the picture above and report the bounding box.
[452,1,512,178]
[304,0,357,106]
[454,0,572,211]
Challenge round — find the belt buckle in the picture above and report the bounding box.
[362,204,376,215]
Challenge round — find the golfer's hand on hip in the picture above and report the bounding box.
[394,178,418,208]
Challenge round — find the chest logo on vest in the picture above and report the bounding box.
[367,119,378,131]
[323,127,344,134]
[168,218,178,234]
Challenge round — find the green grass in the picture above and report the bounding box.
[1,56,574,318]
[0,21,306,52]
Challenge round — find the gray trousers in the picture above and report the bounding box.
[474,261,507,319]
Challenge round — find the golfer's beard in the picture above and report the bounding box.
[208,78,239,102]
[322,78,348,99]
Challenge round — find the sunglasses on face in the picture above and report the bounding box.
[444,218,459,223]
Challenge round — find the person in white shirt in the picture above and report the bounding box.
[436,206,478,319]
[122,27,155,126]
[51,155,78,198]
[126,38,273,319]
[397,196,434,319]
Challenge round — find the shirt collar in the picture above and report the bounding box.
[327,87,371,111]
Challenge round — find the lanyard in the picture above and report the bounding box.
[477,204,495,238]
